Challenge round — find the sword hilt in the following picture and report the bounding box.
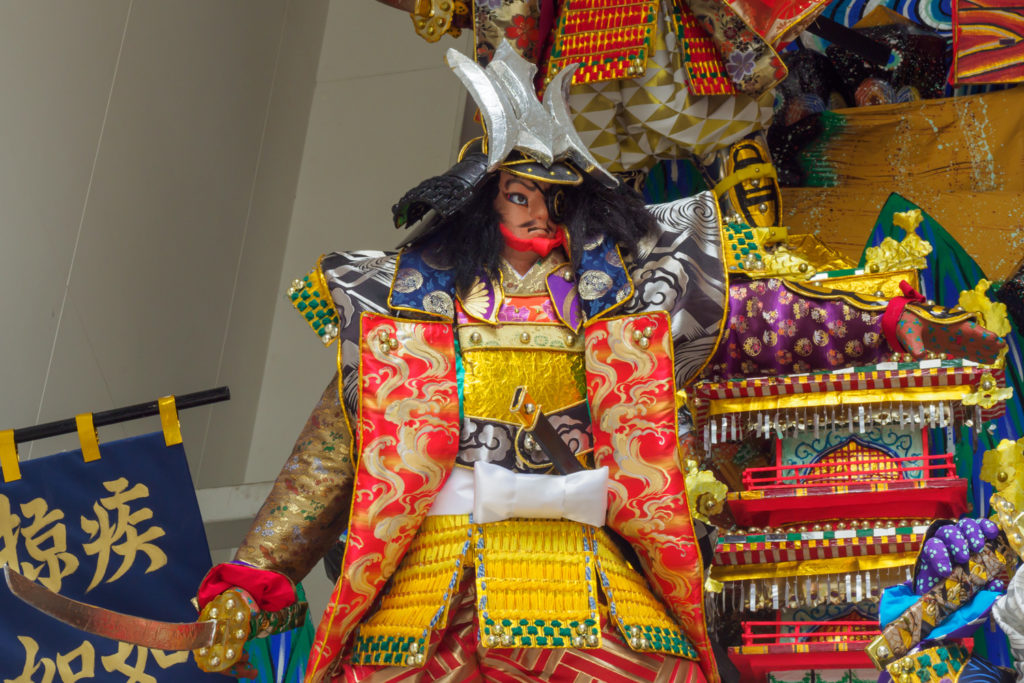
[194,588,255,672]
[193,589,308,673]
[509,386,540,430]
[509,386,584,475]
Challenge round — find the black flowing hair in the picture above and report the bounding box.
[424,172,657,296]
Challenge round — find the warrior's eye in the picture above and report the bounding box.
[505,192,528,206]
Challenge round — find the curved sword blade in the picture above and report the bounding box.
[4,565,217,651]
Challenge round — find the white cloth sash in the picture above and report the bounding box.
[427,462,609,528]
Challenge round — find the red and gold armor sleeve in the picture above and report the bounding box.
[234,373,355,584]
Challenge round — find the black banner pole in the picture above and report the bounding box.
[11,386,231,445]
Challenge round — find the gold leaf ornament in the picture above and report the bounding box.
[981,438,1022,490]
[958,279,1012,338]
[961,372,1013,410]
[991,494,1024,559]
[891,208,924,235]
[982,444,1024,564]
[863,209,933,273]
[760,247,817,279]
[683,459,727,523]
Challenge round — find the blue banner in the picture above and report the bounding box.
[0,431,223,682]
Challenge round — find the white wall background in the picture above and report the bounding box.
[0,0,469,619]
[0,0,328,480]
[246,2,469,487]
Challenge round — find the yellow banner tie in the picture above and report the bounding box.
[158,396,183,446]
[75,413,102,463]
[0,430,21,483]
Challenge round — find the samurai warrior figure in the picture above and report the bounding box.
[196,44,1006,683]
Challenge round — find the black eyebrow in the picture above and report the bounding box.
[505,177,544,194]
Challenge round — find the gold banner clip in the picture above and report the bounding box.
[75,413,102,462]
[0,429,21,483]
[157,396,183,446]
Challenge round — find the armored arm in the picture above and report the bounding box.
[234,372,355,584]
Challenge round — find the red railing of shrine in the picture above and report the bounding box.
[741,452,956,491]
[740,621,881,646]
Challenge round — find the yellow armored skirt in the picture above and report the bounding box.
[350,515,699,667]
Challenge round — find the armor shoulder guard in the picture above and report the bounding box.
[286,251,397,347]
[286,258,341,346]
[630,191,729,384]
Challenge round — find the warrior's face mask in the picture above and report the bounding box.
[494,171,566,257]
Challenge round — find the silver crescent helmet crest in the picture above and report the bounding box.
[445,41,618,188]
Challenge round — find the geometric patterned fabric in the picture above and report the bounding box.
[569,8,773,172]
